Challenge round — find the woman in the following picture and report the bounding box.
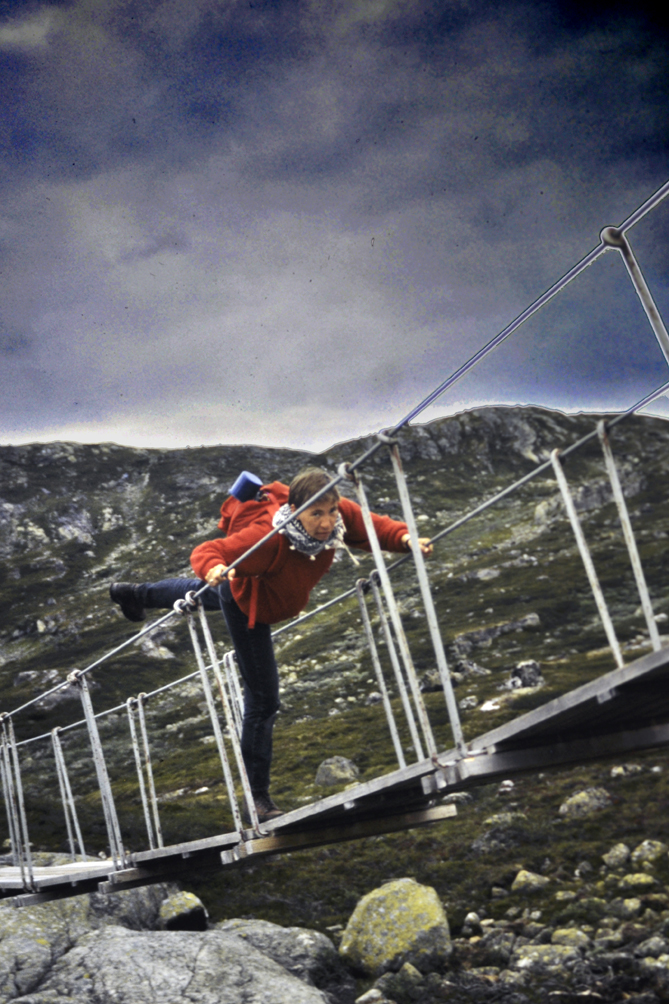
[111,467,432,823]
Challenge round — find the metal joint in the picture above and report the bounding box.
[377,431,399,446]
[337,462,357,485]
[600,226,626,249]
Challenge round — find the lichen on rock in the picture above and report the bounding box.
[339,877,451,977]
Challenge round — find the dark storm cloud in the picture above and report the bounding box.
[0,0,668,449]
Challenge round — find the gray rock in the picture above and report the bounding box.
[631,839,667,867]
[510,869,550,894]
[558,787,612,819]
[12,926,329,1003]
[504,659,544,690]
[315,756,360,786]
[158,890,208,931]
[0,885,174,1000]
[217,918,355,1000]
[602,842,631,869]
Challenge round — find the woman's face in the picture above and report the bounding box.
[293,496,340,541]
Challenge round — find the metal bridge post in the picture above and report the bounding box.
[126,698,156,849]
[51,727,87,862]
[0,724,21,870]
[0,715,33,887]
[384,437,467,753]
[600,228,669,368]
[355,580,406,768]
[369,576,424,761]
[195,603,258,831]
[339,463,438,758]
[136,694,164,849]
[179,601,251,834]
[69,670,126,869]
[549,450,624,669]
[597,422,662,652]
[223,651,244,738]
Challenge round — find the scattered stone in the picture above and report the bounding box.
[314,756,360,786]
[554,890,577,902]
[158,891,208,931]
[552,928,591,949]
[602,843,631,869]
[339,877,452,977]
[497,779,515,795]
[458,695,478,710]
[483,811,528,827]
[618,873,658,894]
[510,870,550,894]
[611,763,643,778]
[558,787,612,819]
[635,936,669,958]
[374,960,425,1001]
[365,691,383,705]
[609,897,643,919]
[631,840,667,867]
[501,659,545,690]
[512,943,581,973]
[355,989,394,1004]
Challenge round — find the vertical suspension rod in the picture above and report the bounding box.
[3,716,34,889]
[385,437,466,752]
[196,602,257,832]
[355,580,406,769]
[550,450,624,669]
[69,670,126,868]
[223,652,244,738]
[136,693,164,848]
[182,605,250,834]
[126,699,155,850]
[369,576,424,761]
[340,463,437,758]
[52,727,87,862]
[0,719,24,879]
[597,422,662,652]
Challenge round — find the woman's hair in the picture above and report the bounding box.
[288,467,340,509]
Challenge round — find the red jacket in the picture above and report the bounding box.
[190,481,409,627]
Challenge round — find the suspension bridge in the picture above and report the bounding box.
[2,182,669,907]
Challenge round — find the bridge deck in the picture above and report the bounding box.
[3,644,669,906]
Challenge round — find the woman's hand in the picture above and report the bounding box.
[205,563,236,585]
[401,534,433,557]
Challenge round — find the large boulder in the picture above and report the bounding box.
[11,926,329,1003]
[339,877,451,977]
[158,890,208,931]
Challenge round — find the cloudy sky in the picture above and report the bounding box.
[1,0,669,452]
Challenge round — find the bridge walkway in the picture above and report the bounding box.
[3,642,668,907]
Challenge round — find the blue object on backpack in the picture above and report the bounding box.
[229,471,263,502]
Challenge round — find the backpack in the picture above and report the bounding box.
[217,480,289,536]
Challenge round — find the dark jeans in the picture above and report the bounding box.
[138,577,280,797]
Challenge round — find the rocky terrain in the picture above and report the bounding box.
[1,405,669,1002]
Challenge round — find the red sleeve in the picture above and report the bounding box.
[190,523,282,580]
[338,497,408,552]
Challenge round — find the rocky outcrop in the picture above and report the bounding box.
[12,926,330,1004]
[0,888,351,1004]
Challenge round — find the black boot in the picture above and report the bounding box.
[110,582,146,622]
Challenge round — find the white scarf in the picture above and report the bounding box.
[272,504,359,564]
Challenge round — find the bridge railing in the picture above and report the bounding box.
[2,180,669,891]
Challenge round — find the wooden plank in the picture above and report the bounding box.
[222,804,457,863]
